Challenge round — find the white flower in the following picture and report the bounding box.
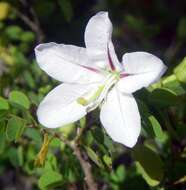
[35,12,167,148]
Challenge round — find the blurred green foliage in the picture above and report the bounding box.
[0,0,186,189]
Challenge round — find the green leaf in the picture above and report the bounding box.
[23,71,35,89]
[9,90,30,109]
[50,137,61,148]
[148,115,165,141]
[144,139,159,153]
[150,73,186,95]
[59,123,75,138]
[79,116,86,128]
[20,31,35,42]
[24,128,42,143]
[44,154,58,172]
[162,74,186,95]
[7,147,20,167]
[5,25,23,40]
[92,127,104,144]
[174,57,186,84]
[137,100,156,138]
[6,116,26,142]
[103,133,114,152]
[84,131,94,146]
[85,146,103,167]
[58,0,73,22]
[38,170,63,189]
[132,145,164,186]
[148,87,178,107]
[67,169,77,183]
[115,165,126,182]
[103,155,112,168]
[135,162,160,186]
[110,165,126,183]
[17,146,24,166]
[0,96,9,110]
[0,120,6,131]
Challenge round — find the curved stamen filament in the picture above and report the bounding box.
[77,85,104,106]
[77,73,119,111]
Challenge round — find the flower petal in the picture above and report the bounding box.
[122,51,167,74]
[118,52,167,93]
[84,12,121,70]
[37,83,98,128]
[84,12,112,60]
[35,42,105,84]
[100,86,141,148]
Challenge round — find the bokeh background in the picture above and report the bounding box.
[0,0,186,190]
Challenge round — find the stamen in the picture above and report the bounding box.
[77,85,104,106]
[76,74,119,111]
[89,85,104,102]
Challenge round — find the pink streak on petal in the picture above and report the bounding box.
[120,73,130,78]
[80,65,101,74]
[107,47,116,71]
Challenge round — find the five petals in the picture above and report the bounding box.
[35,12,167,148]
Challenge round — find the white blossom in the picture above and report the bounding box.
[35,12,167,148]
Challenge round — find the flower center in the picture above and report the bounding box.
[77,72,119,111]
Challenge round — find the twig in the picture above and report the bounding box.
[55,130,98,190]
[13,2,45,43]
[74,125,86,143]
[72,144,98,190]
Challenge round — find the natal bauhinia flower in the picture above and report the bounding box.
[35,12,167,148]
